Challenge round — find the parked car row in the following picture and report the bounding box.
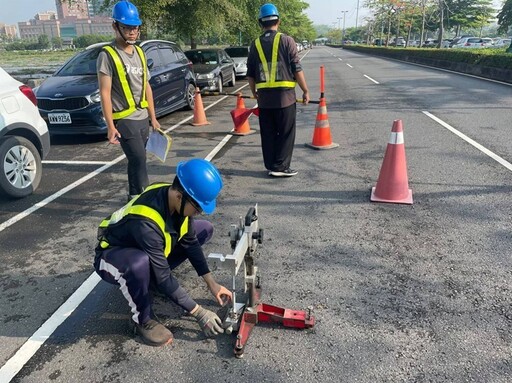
[374,36,511,49]
[34,41,244,137]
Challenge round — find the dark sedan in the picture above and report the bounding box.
[35,40,196,135]
[184,48,236,93]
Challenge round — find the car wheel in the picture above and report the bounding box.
[185,83,196,110]
[217,76,223,93]
[228,70,236,87]
[0,136,42,198]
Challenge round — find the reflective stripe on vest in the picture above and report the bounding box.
[99,183,189,257]
[254,33,296,90]
[103,45,149,120]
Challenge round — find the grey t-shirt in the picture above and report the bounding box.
[97,44,149,121]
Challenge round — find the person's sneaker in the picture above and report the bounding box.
[269,168,298,177]
[133,319,173,347]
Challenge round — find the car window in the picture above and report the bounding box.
[188,51,218,65]
[145,46,162,69]
[175,47,186,61]
[160,45,179,64]
[57,47,100,76]
[468,38,481,43]
[225,47,249,57]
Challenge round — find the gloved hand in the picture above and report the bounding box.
[191,305,224,337]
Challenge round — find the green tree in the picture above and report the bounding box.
[497,0,512,52]
[52,37,64,49]
[38,34,50,49]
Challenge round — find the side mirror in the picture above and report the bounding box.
[147,58,154,70]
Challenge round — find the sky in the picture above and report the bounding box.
[0,0,504,30]
[1,0,368,29]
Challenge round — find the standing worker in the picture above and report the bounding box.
[94,158,232,347]
[97,0,160,201]
[246,3,310,177]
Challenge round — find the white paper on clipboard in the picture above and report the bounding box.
[146,129,172,162]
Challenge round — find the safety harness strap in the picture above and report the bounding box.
[255,33,296,90]
[103,45,148,120]
[99,183,189,257]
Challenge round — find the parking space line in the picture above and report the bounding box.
[363,74,379,84]
[346,63,353,68]
[0,273,102,382]
[0,157,125,233]
[423,111,512,172]
[42,160,111,165]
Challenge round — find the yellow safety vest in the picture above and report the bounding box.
[103,45,149,120]
[98,183,189,258]
[254,32,296,90]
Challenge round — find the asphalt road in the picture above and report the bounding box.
[1,46,512,383]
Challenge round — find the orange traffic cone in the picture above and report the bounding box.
[231,95,255,135]
[190,87,210,126]
[305,97,339,149]
[370,120,413,204]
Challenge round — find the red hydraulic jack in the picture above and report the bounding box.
[208,205,315,358]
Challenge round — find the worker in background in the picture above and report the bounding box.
[94,158,232,347]
[246,3,310,177]
[97,0,160,201]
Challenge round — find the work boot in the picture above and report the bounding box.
[133,319,173,347]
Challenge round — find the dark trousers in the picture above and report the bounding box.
[94,220,213,324]
[115,118,150,195]
[258,103,296,172]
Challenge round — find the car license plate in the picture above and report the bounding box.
[48,113,72,124]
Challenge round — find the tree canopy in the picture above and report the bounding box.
[94,0,316,47]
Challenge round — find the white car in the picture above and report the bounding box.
[224,46,250,77]
[452,37,490,48]
[494,38,511,48]
[0,67,50,197]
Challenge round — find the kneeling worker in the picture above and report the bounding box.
[94,158,232,346]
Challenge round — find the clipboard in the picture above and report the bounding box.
[146,128,172,162]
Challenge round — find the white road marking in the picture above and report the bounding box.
[346,63,353,68]
[0,273,101,382]
[0,157,125,233]
[364,75,379,84]
[43,160,111,165]
[423,111,512,172]
[338,58,343,61]
[0,83,251,381]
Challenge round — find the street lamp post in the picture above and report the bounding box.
[356,0,360,29]
[341,11,348,44]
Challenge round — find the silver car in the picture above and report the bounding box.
[224,46,249,78]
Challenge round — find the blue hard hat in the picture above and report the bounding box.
[112,1,142,26]
[176,159,223,215]
[258,3,279,21]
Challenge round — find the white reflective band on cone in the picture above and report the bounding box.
[389,132,404,144]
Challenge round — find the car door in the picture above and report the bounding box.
[143,43,166,113]
[158,42,185,109]
[219,50,232,84]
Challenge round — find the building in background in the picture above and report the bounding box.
[0,23,18,39]
[88,0,110,17]
[18,10,112,42]
[18,12,59,41]
[55,0,89,20]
